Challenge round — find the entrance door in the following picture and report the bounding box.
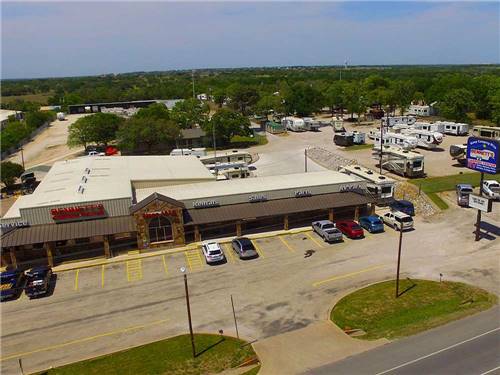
[148,216,173,243]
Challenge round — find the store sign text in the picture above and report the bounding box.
[143,209,178,218]
[468,194,492,213]
[295,189,312,198]
[249,194,267,203]
[193,200,219,209]
[0,221,29,229]
[51,204,106,222]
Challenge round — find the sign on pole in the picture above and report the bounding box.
[468,194,493,213]
[466,137,500,174]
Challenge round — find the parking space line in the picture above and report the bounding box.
[251,240,265,258]
[162,255,168,275]
[126,260,143,282]
[306,232,324,248]
[312,265,385,287]
[185,249,204,271]
[279,236,295,252]
[101,265,105,288]
[223,243,236,263]
[74,269,79,291]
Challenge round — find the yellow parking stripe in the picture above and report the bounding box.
[312,265,385,287]
[279,236,295,252]
[223,243,236,263]
[251,240,265,258]
[74,269,79,291]
[101,265,105,288]
[306,232,324,248]
[126,259,143,282]
[162,255,168,275]
[185,249,204,271]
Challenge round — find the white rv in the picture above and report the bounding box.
[373,132,418,151]
[381,116,416,127]
[435,121,469,136]
[56,112,66,121]
[200,150,254,167]
[373,145,425,177]
[472,126,500,140]
[170,148,207,157]
[413,122,446,134]
[340,165,395,200]
[400,128,444,149]
[282,117,307,132]
[303,118,321,132]
[210,162,252,180]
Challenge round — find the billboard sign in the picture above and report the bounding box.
[468,194,492,213]
[466,137,500,174]
[51,204,107,223]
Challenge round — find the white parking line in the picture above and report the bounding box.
[480,365,500,375]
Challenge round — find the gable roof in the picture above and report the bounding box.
[130,192,185,214]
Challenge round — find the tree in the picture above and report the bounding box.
[228,84,260,115]
[489,90,500,126]
[1,161,24,188]
[255,94,284,116]
[170,98,209,129]
[134,103,170,121]
[203,108,251,146]
[325,82,346,116]
[438,88,475,123]
[212,88,227,108]
[67,113,124,148]
[116,117,181,154]
[343,82,367,121]
[392,80,416,114]
[284,82,323,117]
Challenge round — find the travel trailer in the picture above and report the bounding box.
[400,128,444,149]
[373,132,418,151]
[170,148,207,157]
[381,116,416,127]
[449,144,467,165]
[332,119,346,133]
[435,121,469,136]
[472,126,500,140]
[303,118,321,131]
[373,145,425,177]
[210,162,252,180]
[200,150,254,167]
[413,122,447,134]
[282,117,307,132]
[334,133,354,147]
[351,131,366,144]
[340,165,395,201]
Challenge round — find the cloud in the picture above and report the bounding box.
[1,1,498,78]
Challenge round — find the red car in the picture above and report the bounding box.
[335,220,364,239]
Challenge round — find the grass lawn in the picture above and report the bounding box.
[1,93,52,105]
[40,334,256,375]
[331,279,497,340]
[344,144,373,151]
[409,172,500,210]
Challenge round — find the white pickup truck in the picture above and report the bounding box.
[312,220,343,242]
[482,180,500,200]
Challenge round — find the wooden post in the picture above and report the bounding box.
[329,208,334,222]
[9,248,17,269]
[370,203,376,215]
[354,206,360,221]
[236,222,242,237]
[45,242,54,268]
[284,215,289,230]
[194,225,201,242]
[103,235,111,258]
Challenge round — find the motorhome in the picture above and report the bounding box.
[436,121,469,136]
[303,118,321,132]
[472,126,500,140]
[282,117,307,132]
[381,116,416,127]
[373,132,418,151]
[351,131,366,144]
[200,150,254,167]
[373,145,425,177]
[449,144,467,165]
[368,128,382,140]
[170,148,207,157]
[400,128,444,149]
[210,162,252,180]
[413,122,446,134]
[334,133,354,147]
[340,165,395,201]
[332,119,346,133]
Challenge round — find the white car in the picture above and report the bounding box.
[482,180,500,200]
[381,211,414,231]
[201,242,225,264]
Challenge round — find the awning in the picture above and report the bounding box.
[185,192,371,225]
[1,216,136,248]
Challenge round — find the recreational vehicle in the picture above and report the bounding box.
[472,126,500,140]
[282,117,307,132]
[334,133,354,147]
[400,129,444,149]
[449,144,467,165]
[303,118,321,132]
[436,121,469,136]
[373,145,425,177]
[332,119,346,133]
[200,150,254,167]
[373,132,418,151]
[340,165,395,201]
[413,122,447,134]
[381,116,416,127]
[170,148,207,157]
[210,163,252,180]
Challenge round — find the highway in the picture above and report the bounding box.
[307,306,500,375]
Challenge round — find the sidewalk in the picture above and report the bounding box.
[50,226,314,273]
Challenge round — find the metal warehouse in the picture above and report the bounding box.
[1,156,373,268]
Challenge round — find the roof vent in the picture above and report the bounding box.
[354,166,361,170]
[85,167,91,174]
[81,176,88,183]
[367,171,373,175]
[378,176,386,180]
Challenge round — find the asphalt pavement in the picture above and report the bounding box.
[307,306,500,375]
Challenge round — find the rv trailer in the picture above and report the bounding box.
[340,165,395,202]
[373,145,425,177]
[332,119,346,133]
[413,122,446,134]
[381,116,416,127]
[170,148,207,157]
[449,144,467,165]
[282,117,307,132]
[435,121,469,136]
[334,133,354,147]
[303,118,321,132]
[373,132,418,151]
[200,150,254,167]
[400,128,444,149]
[472,126,500,140]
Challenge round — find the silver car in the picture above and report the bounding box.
[201,242,225,264]
[231,237,259,259]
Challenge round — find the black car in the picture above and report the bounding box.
[25,266,53,298]
[1,270,24,301]
[231,237,259,259]
[389,200,415,216]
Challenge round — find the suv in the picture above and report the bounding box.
[359,215,384,233]
[25,266,53,298]
[312,220,343,242]
[482,180,500,201]
[381,211,414,231]
[456,184,474,207]
[1,270,24,301]
[389,200,415,216]
[335,220,364,239]
[231,237,259,259]
[201,242,226,264]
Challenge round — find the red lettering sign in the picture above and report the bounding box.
[51,204,106,222]
[143,209,178,219]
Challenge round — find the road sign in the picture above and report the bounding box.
[468,194,492,213]
[466,137,500,174]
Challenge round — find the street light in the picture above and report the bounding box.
[180,267,196,357]
[395,226,403,298]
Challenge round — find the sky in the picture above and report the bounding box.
[1,1,499,79]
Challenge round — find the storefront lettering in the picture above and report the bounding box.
[51,204,106,222]
[249,194,267,202]
[339,184,364,193]
[143,209,178,218]
[193,200,219,209]
[294,189,312,198]
[0,221,29,229]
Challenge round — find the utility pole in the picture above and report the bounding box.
[475,172,485,241]
[212,122,217,175]
[181,269,195,357]
[20,146,25,170]
[395,226,403,298]
[230,295,239,340]
[305,148,308,172]
[380,111,388,174]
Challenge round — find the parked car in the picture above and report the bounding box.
[201,241,226,264]
[381,211,414,231]
[482,180,500,200]
[389,200,415,216]
[312,220,343,242]
[24,266,53,298]
[456,184,474,207]
[359,215,385,233]
[231,237,259,259]
[1,270,24,301]
[335,220,364,239]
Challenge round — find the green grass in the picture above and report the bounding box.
[331,279,497,340]
[427,192,449,210]
[40,334,257,375]
[344,144,373,151]
[1,93,52,105]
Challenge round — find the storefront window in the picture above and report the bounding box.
[148,216,173,243]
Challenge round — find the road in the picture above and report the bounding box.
[308,306,500,375]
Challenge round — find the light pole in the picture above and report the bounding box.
[395,226,403,298]
[180,267,195,357]
[474,172,484,241]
